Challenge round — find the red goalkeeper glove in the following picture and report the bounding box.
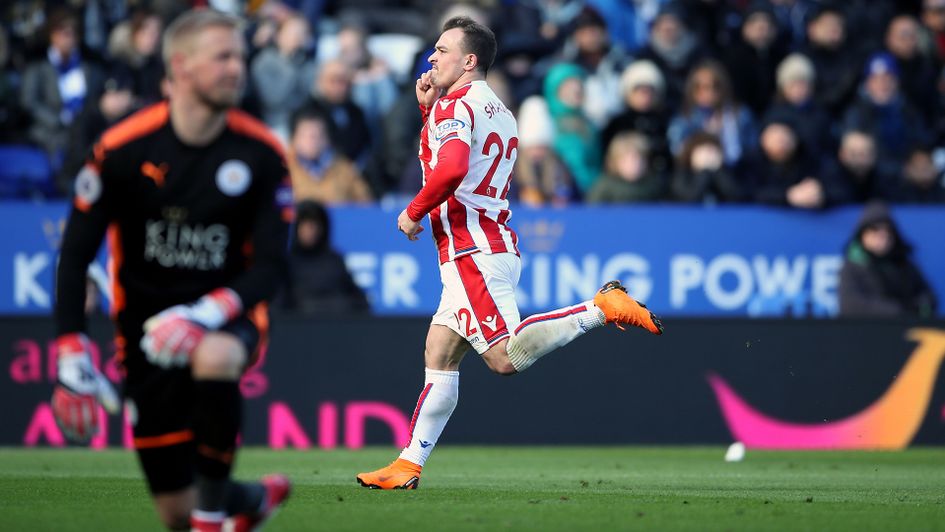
[51,333,120,443]
[140,288,242,368]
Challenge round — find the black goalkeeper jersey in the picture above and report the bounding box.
[55,101,291,336]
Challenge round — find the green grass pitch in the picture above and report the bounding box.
[2,447,945,531]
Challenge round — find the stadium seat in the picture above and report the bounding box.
[316,33,339,64]
[0,144,56,199]
[366,33,423,84]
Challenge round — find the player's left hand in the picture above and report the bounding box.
[398,209,424,241]
[140,288,242,368]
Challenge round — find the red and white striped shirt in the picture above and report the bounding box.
[407,80,519,264]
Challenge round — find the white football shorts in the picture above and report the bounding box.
[432,252,522,354]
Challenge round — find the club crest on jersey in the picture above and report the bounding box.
[216,160,252,196]
[435,119,465,140]
[74,164,102,209]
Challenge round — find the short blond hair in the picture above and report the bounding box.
[162,9,242,71]
[605,132,649,174]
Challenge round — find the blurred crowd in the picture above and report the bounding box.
[3,0,945,208]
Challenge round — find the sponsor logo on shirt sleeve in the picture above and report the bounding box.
[434,119,466,140]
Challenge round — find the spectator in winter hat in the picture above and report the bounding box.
[842,52,930,163]
[602,60,672,176]
[543,62,602,195]
[764,53,834,164]
[513,95,577,206]
[839,201,937,317]
[277,199,370,316]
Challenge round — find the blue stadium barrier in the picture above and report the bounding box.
[0,145,56,199]
[2,201,943,317]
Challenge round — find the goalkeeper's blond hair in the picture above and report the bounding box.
[162,9,243,79]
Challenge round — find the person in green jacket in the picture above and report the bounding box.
[543,62,601,195]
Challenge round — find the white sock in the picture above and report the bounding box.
[190,509,225,524]
[506,300,605,372]
[398,368,459,467]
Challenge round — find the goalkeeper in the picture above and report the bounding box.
[53,9,291,531]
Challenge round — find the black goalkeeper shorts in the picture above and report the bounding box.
[122,316,260,494]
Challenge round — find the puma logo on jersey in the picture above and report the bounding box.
[141,161,168,187]
[482,315,498,332]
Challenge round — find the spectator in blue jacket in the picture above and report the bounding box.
[668,59,757,169]
[20,8,103,193]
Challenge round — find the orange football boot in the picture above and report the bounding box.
[356,459,422,490]
[593,280,663,335]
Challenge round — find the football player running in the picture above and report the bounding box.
[356,16,663,490]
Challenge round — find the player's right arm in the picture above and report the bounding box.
[399,71,468,240]
[56,163,111,335]
[404,91,473,225]
[404,140,471,223]
[53,149,120,443]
